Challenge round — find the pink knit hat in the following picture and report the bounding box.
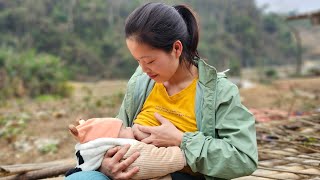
[76,118,123,143]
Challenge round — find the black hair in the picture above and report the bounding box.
[125,2,200,68]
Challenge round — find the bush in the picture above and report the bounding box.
[265,68,278,79]
[307,66,320,76]
[0,49,72,99]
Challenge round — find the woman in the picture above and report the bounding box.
[67,2,258,180]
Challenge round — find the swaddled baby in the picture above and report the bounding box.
[65,118,186,180]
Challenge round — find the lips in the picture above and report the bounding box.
[147,73,158,79]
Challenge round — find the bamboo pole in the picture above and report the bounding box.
[258,166,320,176]
[0,159,75,175]
[0,164,74,180]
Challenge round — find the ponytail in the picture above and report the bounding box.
[173,5,200,63]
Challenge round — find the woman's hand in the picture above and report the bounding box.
[138,113,184,147]
[99,144,140,180]
[132,124,150,141]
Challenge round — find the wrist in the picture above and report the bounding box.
[175,131,184,146]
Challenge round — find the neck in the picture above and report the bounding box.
[164,62,198,90]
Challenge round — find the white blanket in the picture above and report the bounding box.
[75,138,138,171]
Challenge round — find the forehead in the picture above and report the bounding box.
[126,39,153,51]
[126,39,160,59]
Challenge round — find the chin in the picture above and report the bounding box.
[153,77,166,83]
[153,79,162,83]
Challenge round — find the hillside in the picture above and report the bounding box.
[0,0,299,80]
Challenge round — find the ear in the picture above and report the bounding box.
[172,40,183,59]
[68,124,79,137]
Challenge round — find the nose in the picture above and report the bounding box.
[140,63,150,73]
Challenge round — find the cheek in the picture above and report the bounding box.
[165,57,179,73]
[158,56,175,69]
[151,54,179,78]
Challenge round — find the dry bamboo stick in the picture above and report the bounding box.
[305,153,320,158]
[298,119,320,129]
[258,166,320,176]
[283,157,320,167]
[257,138,320,153]
[292,143,320,154]
[258,149,320,161]
[0,159,75,175]
[250,174,280,180]
[0,163,74,180]
[278,126,320,140]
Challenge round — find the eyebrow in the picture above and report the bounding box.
[139,55,153,59]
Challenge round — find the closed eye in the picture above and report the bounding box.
[147,60,155,64]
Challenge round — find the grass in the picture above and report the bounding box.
[35,94,62,102]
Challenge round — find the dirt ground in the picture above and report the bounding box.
[0,77,319,165]
[241,77,320,112]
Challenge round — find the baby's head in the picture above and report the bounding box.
[69,118,134,143]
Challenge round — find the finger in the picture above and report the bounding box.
[133,130,142,139]
[112,144,131,163]
[106,146,121,157]
[117,166,139,180]
[138,125,154,134]
[133,124,141,129]
[134,130,150,141]
[116,151,140,172]
[74,115,84,125]
[79,119,86,125]
[141,136,153,144]
[68,124,78,136]
[154,112,169,124]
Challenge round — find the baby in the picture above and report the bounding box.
[66,118,186,180]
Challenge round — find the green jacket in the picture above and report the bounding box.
[116,59,258,180]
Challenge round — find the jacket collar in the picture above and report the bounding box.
[197,58,217,87]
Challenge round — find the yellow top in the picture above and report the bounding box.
[134,78,198,132]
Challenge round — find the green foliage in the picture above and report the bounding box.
[0,0,298,79]
[39,143,58,154]
[265,68,278,79]
[263,15,280,34]
[307,66,320,76]
[35,94,61,102]
[229,59,241,76]
[82,90,124,110]
[0,49,72,99]
[0,113,31,143]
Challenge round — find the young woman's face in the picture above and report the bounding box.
[126,39,180,83]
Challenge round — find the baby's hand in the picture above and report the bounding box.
[132,124,150,140]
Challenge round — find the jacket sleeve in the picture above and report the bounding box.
[116,93,130,127]
[180,79,258,179]
[116,67,139,127]
[116,66,146,127]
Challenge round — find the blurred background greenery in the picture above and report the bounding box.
[1,0,316,99]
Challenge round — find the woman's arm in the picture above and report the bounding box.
[180,113,257,179]
[181,82,257,179]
